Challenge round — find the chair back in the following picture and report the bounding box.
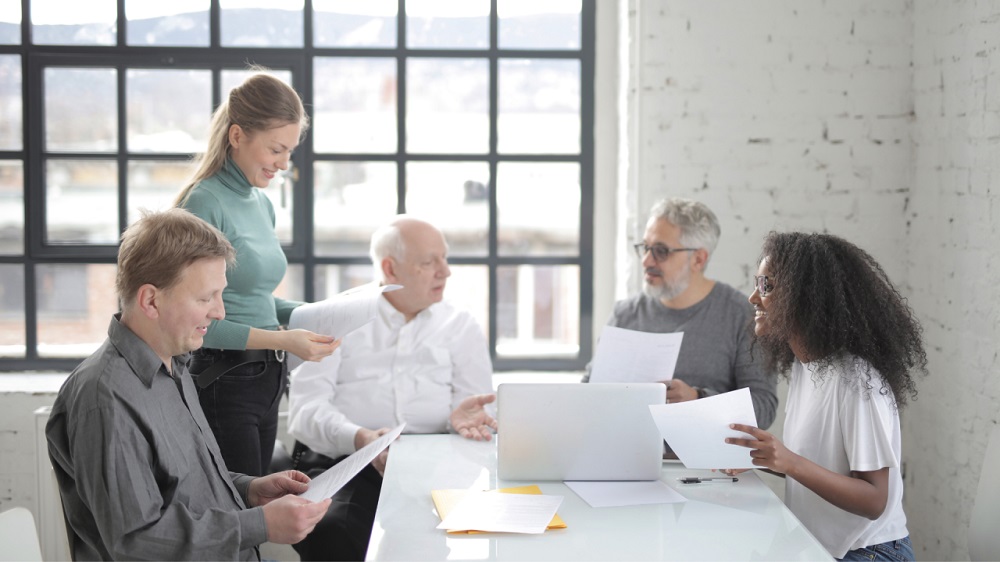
[0,507,43,562]
[969,424,1000,561]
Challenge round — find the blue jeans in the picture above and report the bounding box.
[191,348,287,476]
[839,536,914,562]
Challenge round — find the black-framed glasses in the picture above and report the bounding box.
[633,243,698,262]
[753,275,774,297]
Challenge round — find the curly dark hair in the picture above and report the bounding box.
[753,232,926,407]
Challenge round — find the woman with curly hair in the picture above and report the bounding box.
[725,232,926,561]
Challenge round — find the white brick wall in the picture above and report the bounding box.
[623,1,999,559]
[626,0,913,299]
[907,1,1000,559]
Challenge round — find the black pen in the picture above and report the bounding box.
[678,477,739,484]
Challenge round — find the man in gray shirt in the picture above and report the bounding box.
[45,209,331,561]
[588,197,777,429]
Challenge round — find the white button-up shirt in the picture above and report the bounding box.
[288,296,494,459]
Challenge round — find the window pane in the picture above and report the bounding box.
[406,0,489,49]
[0,56,20,150]
[446,265,488,341]
[275,264,304,302]
[127,161,193,225]
[127,69,211,153]
[45,67,117,152]
[259,171,294,245]
[31,0,115,45]
[497,264,578,358]
[405,161,488,256]
[36,264,117,358]
[498,59,579,154]
[497,162,579,256]
[313,161,397,256]
[313,264,372,300]
[0,264,24,357]
[221,69,293,97]
[221,0,303,47]
[126,0,209,46]
[0,161,23,255]
[407,58,488,154]
[46,160,118,244]
[0,1,20,44]
[314,57,396,154]
[498,0,581,50]
[313,0,396,48]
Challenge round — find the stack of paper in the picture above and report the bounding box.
[432,486,566,534]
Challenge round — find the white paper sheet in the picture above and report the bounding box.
[299,423,405,502]
[286,283,401,371]
[589,325,683,383]
[564,480,687,507]
[648,387,758,470]
[436,491,564,534]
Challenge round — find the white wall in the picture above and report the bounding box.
[623,0,913,296]
[0,377,66,517]
[618,1,999,560]
[907,1,1000,558]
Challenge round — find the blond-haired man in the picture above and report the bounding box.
[46,209,331,560]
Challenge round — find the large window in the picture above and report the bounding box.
[0,0,594,371]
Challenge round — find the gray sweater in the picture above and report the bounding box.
[589,282,777,429]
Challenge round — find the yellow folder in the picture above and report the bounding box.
[431,485,568,534]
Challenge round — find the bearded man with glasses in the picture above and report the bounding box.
[584,197,777,434]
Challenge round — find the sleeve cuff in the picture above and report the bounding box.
[334,422,363,455]
[237,507,269,551]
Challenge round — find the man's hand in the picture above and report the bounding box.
[450,394,497,441]
[663,379,698,403]
[261,495,331,544]
[247,470,311,507]
[355,427,393,476]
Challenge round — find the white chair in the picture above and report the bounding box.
[0,506,44,562]
[969,425,1000,561]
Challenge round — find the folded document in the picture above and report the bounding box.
[432,486,566,534]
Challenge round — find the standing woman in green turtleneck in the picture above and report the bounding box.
[175,71,340,476]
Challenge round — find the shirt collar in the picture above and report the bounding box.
[107,313,178,387]
[378,293,436,328]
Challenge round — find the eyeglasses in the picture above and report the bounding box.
[633,243,698,262]
[753,275,774,297]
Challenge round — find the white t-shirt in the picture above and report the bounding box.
[287,296,494,459]
[783,357,908,558]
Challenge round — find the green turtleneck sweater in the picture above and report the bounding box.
[180,159,301,349]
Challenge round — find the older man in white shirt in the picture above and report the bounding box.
[288,215,495,561]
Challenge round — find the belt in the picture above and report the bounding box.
[194,348,286,389]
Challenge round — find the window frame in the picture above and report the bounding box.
[1,0,595,372]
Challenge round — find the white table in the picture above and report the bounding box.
[366,435,832,561]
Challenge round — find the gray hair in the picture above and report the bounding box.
[648,197,721,260]
[369,217,409,281]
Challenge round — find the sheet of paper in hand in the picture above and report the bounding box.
[299,422,405,502]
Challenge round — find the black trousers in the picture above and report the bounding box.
[190,348,287,476]
[293,450,383,561]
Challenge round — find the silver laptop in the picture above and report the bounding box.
[497,383,666,481]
